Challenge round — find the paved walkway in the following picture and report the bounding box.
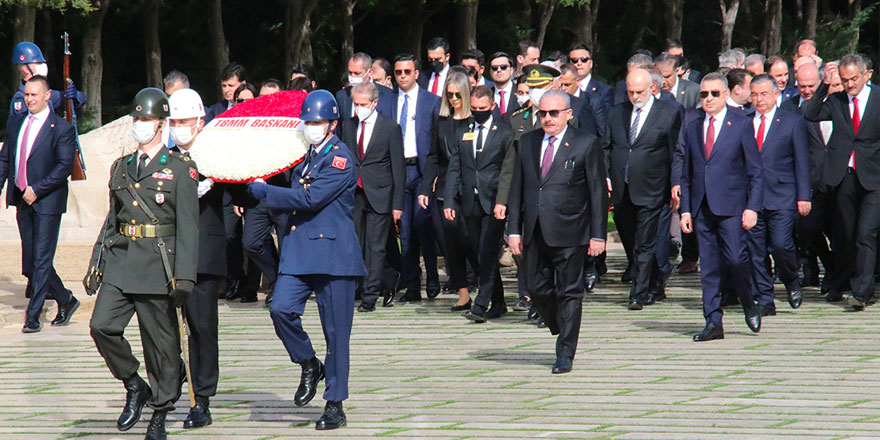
[1,244,880,439]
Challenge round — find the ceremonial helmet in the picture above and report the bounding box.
[168,88,206,119]
[11,42,46,64]
[130,88,170,118]
[300,89,339,121]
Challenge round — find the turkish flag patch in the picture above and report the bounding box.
[189,167,197,180]
[332,156,347,170]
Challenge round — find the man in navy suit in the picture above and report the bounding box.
[203,63,245,124]
[745,74,811,316]
[335,52,394,120]
[390,53,443,301]
[247,90,365,430]
[767,56,798,106]
[0,75,79,333]
[680,73,763,341]
[568,43,613,117]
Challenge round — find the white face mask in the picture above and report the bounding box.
[529,88,546,107]
[33,64,48,77]
[516,94,530,107]
[348,75,365,85]
[132,120,159,144]
[170,124,197,147]
[303,124,328,145]
[354,104,374,121]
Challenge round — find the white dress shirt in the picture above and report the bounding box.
[356,110,378,154]
[578,74,593,92]
[15,106,50,176]
[471,116,492,158]
[752,105,776,140]
[540,125,568,168]
[494,82,513,110]
[427,64,450,96]
[397,88,419,158]
[849,85,871,126]
[703,107,727,144]
[669,76,680,97]
[630,95,654,141]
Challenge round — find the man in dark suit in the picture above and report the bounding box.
[665,39,702,83]
[680,73,763,341]
[745,75,811,316]
[203,63,245,124]
[335,52,394,121]
[725,69,754,116]
[560,63,604,139]
[341,81,405,312]
[461,49,495,88]
[656,53,700,110]
[391,53,443,301]
[507,90,607,373]
[488,52,519,119]
[606,69,682,309]
[0,75,78,333]
[614,53,654,106]
[444,86,516,322]
[418,37,451,97]
[803,54,880,309]
[569,43,613,117]
[767,56,799,106]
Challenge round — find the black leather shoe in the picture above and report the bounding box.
[294,357,325,407]
[264,288,274,308]
[117,375,151,432]
[224,279,241,300]
[527,308,540,321]
[144,410,167,440]
[183,396,212,429]
[627,299,644,310]
[426,285,441,299]
[536,318,547,328]
[745,308,761,333]
[398,291,421,303]
[788,287,803,309]
[486,305,507,319]
[51,296,80,326]
[621,264,634,284]
[693,323,724,341]
[315,401,346,430]
[450,300,472,312]
[240,291,258,303]
[826,290,844,302]
[357,302,376,312]
[551,356,572,374]
[512,297,531,311]
[382,290,395,307]
[646,292,667,305]
[848,294,868,311]
[21,320,41,333]
[757,304,776,316]
[463,308,487,323]
[584,271,598,292]
[442,283,455,295]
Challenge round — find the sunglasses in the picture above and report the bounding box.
[490,64,510,71]
[699,90,723,98]
[394,69,414,76]
[446,91,462,100]
[569,57,591,64]
[537,109,569,119]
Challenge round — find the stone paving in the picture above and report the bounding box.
[2,244,880,439]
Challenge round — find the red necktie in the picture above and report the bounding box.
[850,96,860,169]
[756,114,766,152]
[357,120,366,188]
[16,115,36,191]
[499,91,507,115]
[431,73,439,95]
[705,117,715,159]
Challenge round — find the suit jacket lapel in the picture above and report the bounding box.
[621,102,634,146]
[859,86,880,139]
[476,122,499,168]
[541,129,573,183]
[25,114,53,159]
[761,111,783,152]
[362,118,382,161]
[633,103,661,146]
[707,112,734,162]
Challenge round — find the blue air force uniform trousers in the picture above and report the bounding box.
[260,135,366,402]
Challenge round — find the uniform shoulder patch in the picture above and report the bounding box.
[189,167,198,180]
[331,156,348,170]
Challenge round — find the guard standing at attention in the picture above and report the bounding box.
[247,89,366,430]
[86,87,199,440]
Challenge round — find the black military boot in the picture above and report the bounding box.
[144,410,167,440]
[316,400,347,430]
[294,357,325,406]
[117,374,152,431]
[183,395,212,429]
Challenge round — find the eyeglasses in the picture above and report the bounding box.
[446,91,462,100]
[490,65,510,71]
[569,57,591,64]
[699,90,723,98]
[394,69,414,76]
[536,109,569,119]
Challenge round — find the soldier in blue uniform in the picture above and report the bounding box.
[247,89,366,430]
[9,42,86,122]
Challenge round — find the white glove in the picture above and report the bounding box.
[197,178,214,198]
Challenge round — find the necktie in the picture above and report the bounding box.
[15,115,36,190]
[399,94,409,139]
[629,108,641,144]
[705,117,715,159]
[475,125,484,158]
[756,114,766,151]
[138,153,149,180]
[541,135,556,179]
[499,91,507,115]
[431,73,439,95]
[357,121,366,188]
[851,96,860,169]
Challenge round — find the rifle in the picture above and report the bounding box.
[62,31,87,181]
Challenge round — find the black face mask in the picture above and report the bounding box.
[472,109,492,125]
[431,60,445,74]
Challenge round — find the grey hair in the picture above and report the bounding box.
[840,53,868,73]
[750,73,778,91]
[701,72,729,90]
[539,89,571,109]
[744,54,766,69]
[718,49,745,69]
[647,69,664,90]
[163,70,190,88]
[351,81,379,101]
[351,52,373,70]
[627,53,654,69]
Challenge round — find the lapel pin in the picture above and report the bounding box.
[564,142,570,147]
[491,125,497,131]
[727,121,732,126]
[50,124,55,128]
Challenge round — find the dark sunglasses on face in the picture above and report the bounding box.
[394,69,413,76]
[490,64,510,71]
[569,57,590,64]
[446,91,462,100]
[537,109,568,119]
[699,90,722,98]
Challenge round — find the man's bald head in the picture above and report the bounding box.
[796,62,821,101]
[626,68,652,108]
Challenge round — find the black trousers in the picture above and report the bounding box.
[681,230,700,263]
[834,170,880,298]
[353,190,393,305]
[523,221,586,360]
[439,199,477,290]
[242,199,288,287]
[223,190,260,291]
[90,284,180,411]
[186,275,221,397]
[797,183,834,276]
[614,187,663,302]
[464,199,506,312]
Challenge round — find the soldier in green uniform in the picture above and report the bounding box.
[85,87,199,440]
[509,64,562,140]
